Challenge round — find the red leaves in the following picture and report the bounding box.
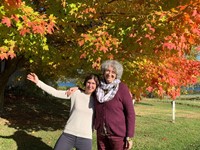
[1,13,56,36]
[47,23,55,34]
[0,53,8,60]
[92,57,101,70]
[178,5,187,11]
[75,0,200,100]
[195,14,200,24]
[99,45,108,53]
[188,35,195,44]
[162,42,176,50]
[78,40,84,46]
[3,0,22,9]
[1,17,11,27]
[147,86,153,92]
[78,27,120,67]
[1,2,57,36]
[7,51,16,59]
[196,46,200,51]
[0,2,56,62]
[0,47,16,60]
[32,24,45,34]
[0,52,16,60]
[11,14,19,22]
[80,53,87,59]
[146,24,155,33]
[19,28,30,36]
[143,57,200,99]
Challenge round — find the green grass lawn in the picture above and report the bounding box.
[0,95,200,150]
[133,98,200,150]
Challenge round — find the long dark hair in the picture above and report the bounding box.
[83,73,100,87]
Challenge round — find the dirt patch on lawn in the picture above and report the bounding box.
[176,111,200,119]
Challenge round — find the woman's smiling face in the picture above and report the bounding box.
[104,66,117,84]
[85,79,97,94]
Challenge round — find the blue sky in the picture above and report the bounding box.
[197,55,200,60]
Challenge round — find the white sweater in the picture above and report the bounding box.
[36,80,94,139]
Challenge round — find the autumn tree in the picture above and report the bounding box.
[0,0,56,112]
[50,0,200,100]
[0,0,200,114]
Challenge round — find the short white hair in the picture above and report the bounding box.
[101,60,123,80]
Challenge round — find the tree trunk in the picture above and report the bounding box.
[0,80,7,113]
[0,56,26,113]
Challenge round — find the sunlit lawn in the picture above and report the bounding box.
[0,95,200,150]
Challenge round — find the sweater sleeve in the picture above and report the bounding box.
[36,80,70,99]
[121,83,136,137]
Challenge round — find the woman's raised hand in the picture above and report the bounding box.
[27,73,39,84]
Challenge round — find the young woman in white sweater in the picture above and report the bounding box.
[27,73,99,150]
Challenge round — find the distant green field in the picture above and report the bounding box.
[0,96,200,150]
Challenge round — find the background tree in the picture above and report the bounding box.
[54,0,200,100]
[0,0,200,113]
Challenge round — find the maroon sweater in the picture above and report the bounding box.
[94,82,135,137]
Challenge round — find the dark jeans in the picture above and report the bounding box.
[97,133,127,150]
[54,132,92,150]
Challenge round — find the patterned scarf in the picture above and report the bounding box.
[96,79,121,103]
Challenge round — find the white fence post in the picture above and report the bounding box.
[172,100,175,123]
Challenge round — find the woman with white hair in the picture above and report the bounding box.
[67,60,135,150]
[94,60,135,150]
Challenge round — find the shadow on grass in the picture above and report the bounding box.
[183,141,200,150]
[0,130,53,150]
[1,93,70,132]
[135,102,154,106]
